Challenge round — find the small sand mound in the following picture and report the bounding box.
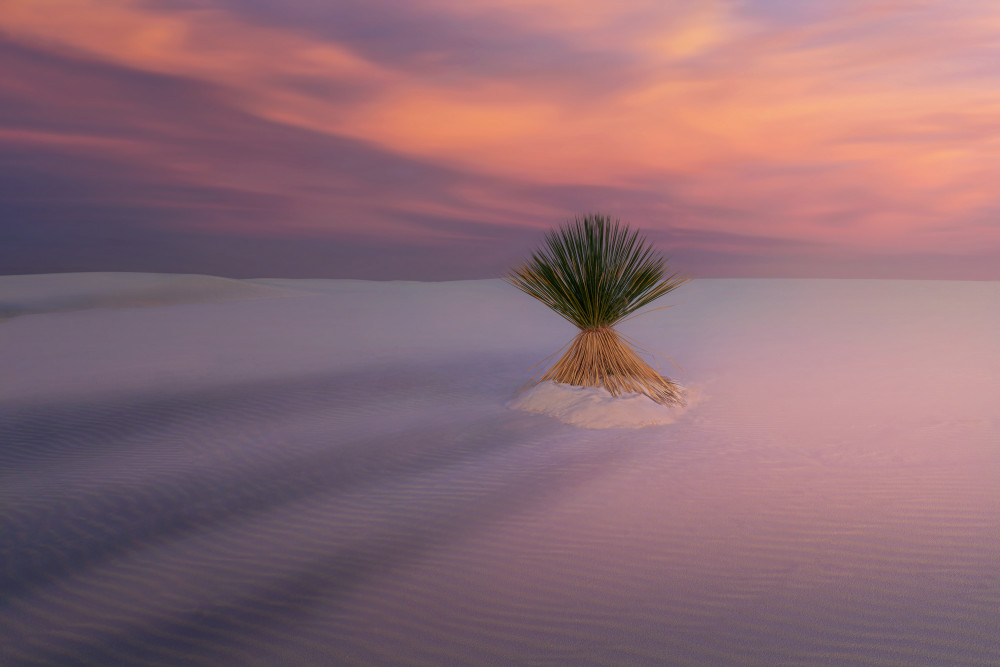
[507,381,690,429]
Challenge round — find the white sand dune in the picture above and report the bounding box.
[1,273,999,665]
[0,272,301,317]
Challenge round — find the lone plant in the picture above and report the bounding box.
[504,213,690,406]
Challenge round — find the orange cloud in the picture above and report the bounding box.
[0,0,385,82]
[3,0,1000,260]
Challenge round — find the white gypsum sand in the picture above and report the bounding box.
[507,381,690,428]
[1,273,999,665]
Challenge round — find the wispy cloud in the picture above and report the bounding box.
[2,0,1000,277]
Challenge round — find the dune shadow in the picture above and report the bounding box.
[0,354,535,463]
[11,417,631,665]
[1,354,618,645]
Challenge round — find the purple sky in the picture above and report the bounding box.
[3,0,1000,280]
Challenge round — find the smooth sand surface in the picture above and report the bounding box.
[2,274,999,665]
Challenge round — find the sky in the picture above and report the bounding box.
[3,0,1000,280]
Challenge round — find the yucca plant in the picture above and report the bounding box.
[504,213,690,406]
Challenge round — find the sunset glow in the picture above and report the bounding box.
[3,0,1000,278]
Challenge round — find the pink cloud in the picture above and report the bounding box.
[2,0,1000,277]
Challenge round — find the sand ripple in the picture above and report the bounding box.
[2,358,999,665]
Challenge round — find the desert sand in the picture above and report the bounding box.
[2,273,999,664]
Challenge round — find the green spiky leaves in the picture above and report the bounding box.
[505,214,690,406]
[504,214,690,330]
